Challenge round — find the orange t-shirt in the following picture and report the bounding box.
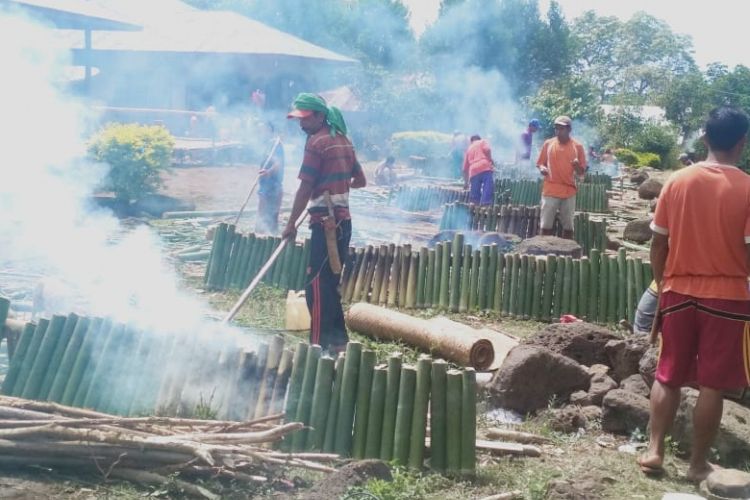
[463,139,493,179]
[536,138,587,199]
[651,162,750,300]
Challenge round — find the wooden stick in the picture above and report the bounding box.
[484,428,552,445]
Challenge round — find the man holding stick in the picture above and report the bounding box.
[640,107,750,482]
[282,93,366,353]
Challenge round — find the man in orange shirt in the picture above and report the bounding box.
[463,134,495,205]
[639,107,750,482]
[536,116,587,239]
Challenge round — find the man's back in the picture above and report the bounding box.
[652,162,750,300]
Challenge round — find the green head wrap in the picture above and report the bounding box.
[291,93,348,137]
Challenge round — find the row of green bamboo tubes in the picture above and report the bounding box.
[439,202,608,254]
[494,178,609,212]
[204,223,310,292]
[584,172,613,189]
[281,341,476,474]
[0,307,292,421]
[390,185,469,212]
[340,238,651,324]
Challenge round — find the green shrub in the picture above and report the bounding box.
[633,124,678,169]
[636,152,661,168]
[88,123,174,201]
[390,130,452,159]
[614,148,639,166]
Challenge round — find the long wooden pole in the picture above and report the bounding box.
[233,137,281,225]
[223,212,308,323]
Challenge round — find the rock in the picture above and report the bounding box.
[601,389,650,434]
[672,388,750,465]
[605,337,651,381]
[132,193,195,217]
[588,372,618,406]
[516,236,583,259]
[623,218,653,244]
[580,405,602,422]
[545,475,604,499]
[639,347,659,388]
[638,179,664,200]
[570,390,591,406]
[704,468,750,499]
[630,170,650,185]
[588,364,610,376]
[489,345,591,413]
[619,374,651,398]
[302,460,391,500]
[524,322,619,367]
[649,198,658,213]
[548,406,588,433]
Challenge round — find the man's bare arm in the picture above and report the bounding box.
[650,232,669,290]
[281,180,314,239]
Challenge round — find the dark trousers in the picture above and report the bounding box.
[306,219,352,349]
[469,170,494,205]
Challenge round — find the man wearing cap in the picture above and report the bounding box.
[282,93,366,352]
[517,119,541,167]
[536,115,587,239]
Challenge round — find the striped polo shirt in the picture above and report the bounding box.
[299,125,362,223]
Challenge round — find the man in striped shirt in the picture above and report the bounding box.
[283,94,366,352]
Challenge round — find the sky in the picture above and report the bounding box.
[404,0,749,69]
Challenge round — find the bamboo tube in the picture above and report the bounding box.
[461,368,477,474]
[477,245,491,311]
[291,344,322,451]
[352,246,372,303]
[415,247,428,308]
[432,244,442,307]
[501,254,512,315]
[269,348,294,415]
[270,237,286,287]
[334,341,362,457]
[322,355,345,453]
[405,253,419,309]
[61,318,103,406]
[607,257,618,324]
[552,255,565,320]
[1,322,36,396]
[459,244,471,313]
[387,246,401,308]
[244,236,263,286]
[634,257,645,308]
[380,353,402,461]
[468,248,480,311]
[244,342,269,418]
[298,238,311,290]
[392,366,417,466]
[425,248,436,309]
[493,252,505,312]
[561,256,572,315]
[588,249,600,322]
[626,258,636,322]
[81,322,124,409]
[280,342,308,451]
[570,258,580,317]
[398,245,411,308]
[487,245,498,311]
[516,254,528,319]
[579,257,590,322]
[542,255,556,322]
[408,356,432,469]
[531,259,544,320]
[598,251,609,322]
[430,359,448,472]
[253,335,285,419]
[205,223,227,289]
[305,356,335,452]
[345,248,364,304]
[218,225,236,289]
[104,327,145,415]
[523,256,535,319]
[362,246,379,304]
[617,248,627,320]
[446,369,463,475]
[21,315,67,400]
[352,349,377,458]
[449,234,464,312]
[224,233,243,289]
[371,245,388,305]
[237,234,255,288]
[364,367,387,459]
[378,245,394,306]
[439,242,451,310]
[279,239,296,289]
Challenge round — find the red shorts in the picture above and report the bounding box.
[656,291,750,390]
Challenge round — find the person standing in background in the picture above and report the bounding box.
[256,122,284,235]
[517,118,541,169]
[463,134,495,205]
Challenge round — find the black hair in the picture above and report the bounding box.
[470,134,481,142]
[704,106,749,152]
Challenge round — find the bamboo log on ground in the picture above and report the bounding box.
[345,303,495,370]
[485,428,552,444]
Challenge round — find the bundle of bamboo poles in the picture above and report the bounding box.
[439,202,608,254]
[280,341,476,474]
[494,179,609,212]
[389,185,468,212]
[0,395,336,499]
[340,240,651,325]
[584,172,613,189]
[0,310,293,422]
[204,223,309,292]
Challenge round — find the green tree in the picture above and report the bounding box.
[657,70,710,139]
[525,75,602,136]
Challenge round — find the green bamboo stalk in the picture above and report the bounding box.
[204,223,226,287]
[627,258,636,322]
[493,252,505,312]
[405,253,419,309]
[387,246,402,307]
[524,255,535,319]
[408,356,432,469]
[552,254,565,320]
[1,322,36,395]
[353,246,373,302]
[269,237,286,287]
[425,248,436,308]
[345,248,365,304]
[279,342,308,451]
[322,355,346,453]
[643,261,653,287]
[588,249,600,322]
[501,254,513,315]
[416,247,428,308]
[516,254,528,318]
[634,257,645,305]
[449,234,464,312]
[224,233,243,289]
[570,258,580,317]
[617,248,627,320]
[542,255,556,322]
[531,258,545,320]
[378,245,394,306]
[38,313,79,400]
[445,369,463,475]
[352,350,377,458]
[82,323,126,410]
[61,318,103,406]
[365,367,388,459]
[459,244,471,313]
[237,234,256,287]
[218,224,236,289]
[11,318,50,396]
[477,245,491,311]
[598,251,609,322]
[305,356,336,451]
[607,257,618,324]
[334,341,362,457]
[371,245,388,305]
[561,256,573,314]
[579,257,591,321]
[439,242,451,310]
[487,245,499,310]
[461,368,477,474]
[466,248,479,310]
[393,366,417,466]
[21,314,67,400]
[380,353,402,460]
[292,344,322,451]
[430,359,448,472]
[398,245,412,308]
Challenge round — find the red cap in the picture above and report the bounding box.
[287,108,314,119]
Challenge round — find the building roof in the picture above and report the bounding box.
[319,86,363,112]
[55,1,357,63]
[2,0,140,30]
